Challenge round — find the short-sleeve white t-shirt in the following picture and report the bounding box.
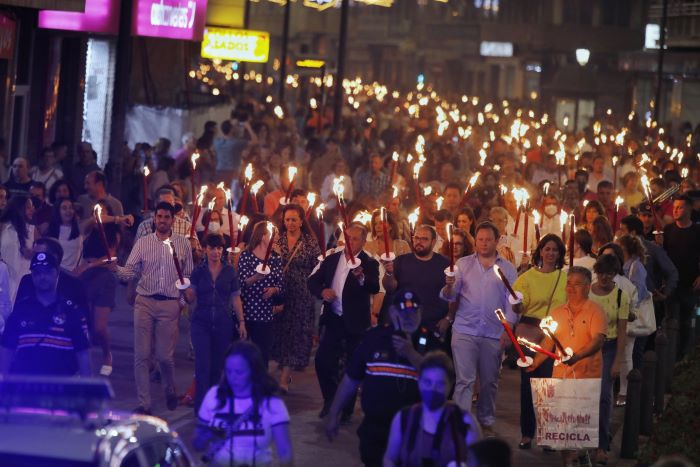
[198,386,290,466]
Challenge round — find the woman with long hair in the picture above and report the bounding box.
[48,179,75,205]
[591,215,614,255]
[455,207,477,238]
[271,204,321,392]
[238,220,284,367]
[615,234,651,407]
[193,341,293,467]
[45,197,83,270]
[0,195,36,301]
[185,233,246,411]
[439,227,473,261]
[513,234,568,449]
[571,229,597,271]
[581,200,606,233]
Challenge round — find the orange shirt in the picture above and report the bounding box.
[549,299,607,379]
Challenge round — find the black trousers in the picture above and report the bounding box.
[358,415,392,467]
[520,353,554,438]
[246,320,274,368]
[314,312,363,415]
[191,312,236,411]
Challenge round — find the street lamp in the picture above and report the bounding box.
[575,48,590,67]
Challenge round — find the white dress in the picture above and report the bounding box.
[0,223,35,303]
[57,225,83,271]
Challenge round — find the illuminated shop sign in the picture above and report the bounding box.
[133,0,208,40]
[201,27,269,62]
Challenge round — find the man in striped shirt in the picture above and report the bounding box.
[112,202,194,415]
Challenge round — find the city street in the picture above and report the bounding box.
[99,283,631,467]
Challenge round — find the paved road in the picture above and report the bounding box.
[99,284,630,466]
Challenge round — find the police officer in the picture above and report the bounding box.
[324,290,440,467]
[0,252,91,376]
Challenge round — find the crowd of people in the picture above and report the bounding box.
[0,81,699,466]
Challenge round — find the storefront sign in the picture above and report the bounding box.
[38,0,119,34]
[132,0,208,41]
[480,41,513,57]
[201,27,269,62]
[0,13,17,59]
[296,59,325,69]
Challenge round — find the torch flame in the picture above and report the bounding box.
[315,203,325,219]
[287,166,298,181]
[392,151,399,162]
[274,105,284,119]
[494,308,506,322]
[307,192,317,207]
[532,209,541,225]
[615,195,624,209]
[436,196,444,210]
[144,166,150,177]
[391,185,399,198]
[468,172,480,188]
[353,210,372,226]
[163,239,174,255]
[408,208,419,230]
[250,180,264,195]
[197,186,207,205]
[239,215,249,230]
[191,152,200,170]
[225,188,231,204]
[540,316,559,333]
[244,163,253,181]
[332,176,345,198]
[94,204,103,222]
[559,210,569,229]
[208,199,216,211]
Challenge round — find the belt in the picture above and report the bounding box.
[519,316,541,326]
[145,294,178,301]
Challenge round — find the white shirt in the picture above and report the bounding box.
[330,253,352,316]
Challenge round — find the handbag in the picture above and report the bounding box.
[626,262,657,337]
[515,269,562,344]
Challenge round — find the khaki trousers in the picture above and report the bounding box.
[134,295,180,409]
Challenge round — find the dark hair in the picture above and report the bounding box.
[48,179,75,204]
[620,215,644,236]
[34,236,65,265]
[91,170,107,187]
[371,209,399,241]
[673,194,692,206]
[215,341,279,413]
[591,215,613,247]
[416,224,437,240]
[280,204,311,235]
[593,253,621,276]
[203,232,225,249]
[418,351,455,383]
[597,242,625,275]
[446,227,473,258]
[597,180,613,191]
[569,266,592,284]
[433,209,453,223]
[455,207,476,236]
[475,221,500,240]
[574,229,593,255]
[532,233,566,269]
[443,182,462,194]
[585,200,605,218]
[0,195,31,246]
[221,120,233,136]
[47,198,80,241]
[247,220,275,251]
[30,181,46,197]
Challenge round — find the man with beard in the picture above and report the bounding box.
[110,202,193,415]
[383,225,451,341]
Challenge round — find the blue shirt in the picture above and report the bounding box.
[623,258,650,305]
[440,253,518,339]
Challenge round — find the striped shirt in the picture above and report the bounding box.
[116,232,194,298]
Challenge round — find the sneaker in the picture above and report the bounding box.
[133,406,152,416]
[166,391,178,411]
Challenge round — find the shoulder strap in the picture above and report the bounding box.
[545,269,562,316]
[617,287,622,310]
[283,238,303,274]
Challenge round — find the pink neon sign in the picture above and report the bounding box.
[132,0,207,41]
[38,0,120,35]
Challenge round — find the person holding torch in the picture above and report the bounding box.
[439,221,518,437]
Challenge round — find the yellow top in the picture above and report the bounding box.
[513,268,567,320]
[588,286,630,339]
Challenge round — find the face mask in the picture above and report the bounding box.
[421,390,446,411]
[544,205,558,217]
[208,222,220,233]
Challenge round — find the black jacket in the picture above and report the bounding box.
[308,250,380,335]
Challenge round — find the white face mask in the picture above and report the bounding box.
[544,205,558,217]
[208,222,220,233]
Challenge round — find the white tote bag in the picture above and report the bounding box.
[530,378,601,450]
[626,262,657,337]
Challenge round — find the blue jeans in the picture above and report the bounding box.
[599,339,617,451]
[191,310,236,411]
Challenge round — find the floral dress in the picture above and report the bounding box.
[271,232,321,369]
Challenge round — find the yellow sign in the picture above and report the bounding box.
[303,0,337,10]
[201,27,270,63]
[296,59,326,69]
[355,0,393,6]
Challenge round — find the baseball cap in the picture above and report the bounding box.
[393,289,421,312]
[30,252,59,271]
[636,203,652,215]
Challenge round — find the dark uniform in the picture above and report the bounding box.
[346,324,440,467]
[1,294,91,375]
